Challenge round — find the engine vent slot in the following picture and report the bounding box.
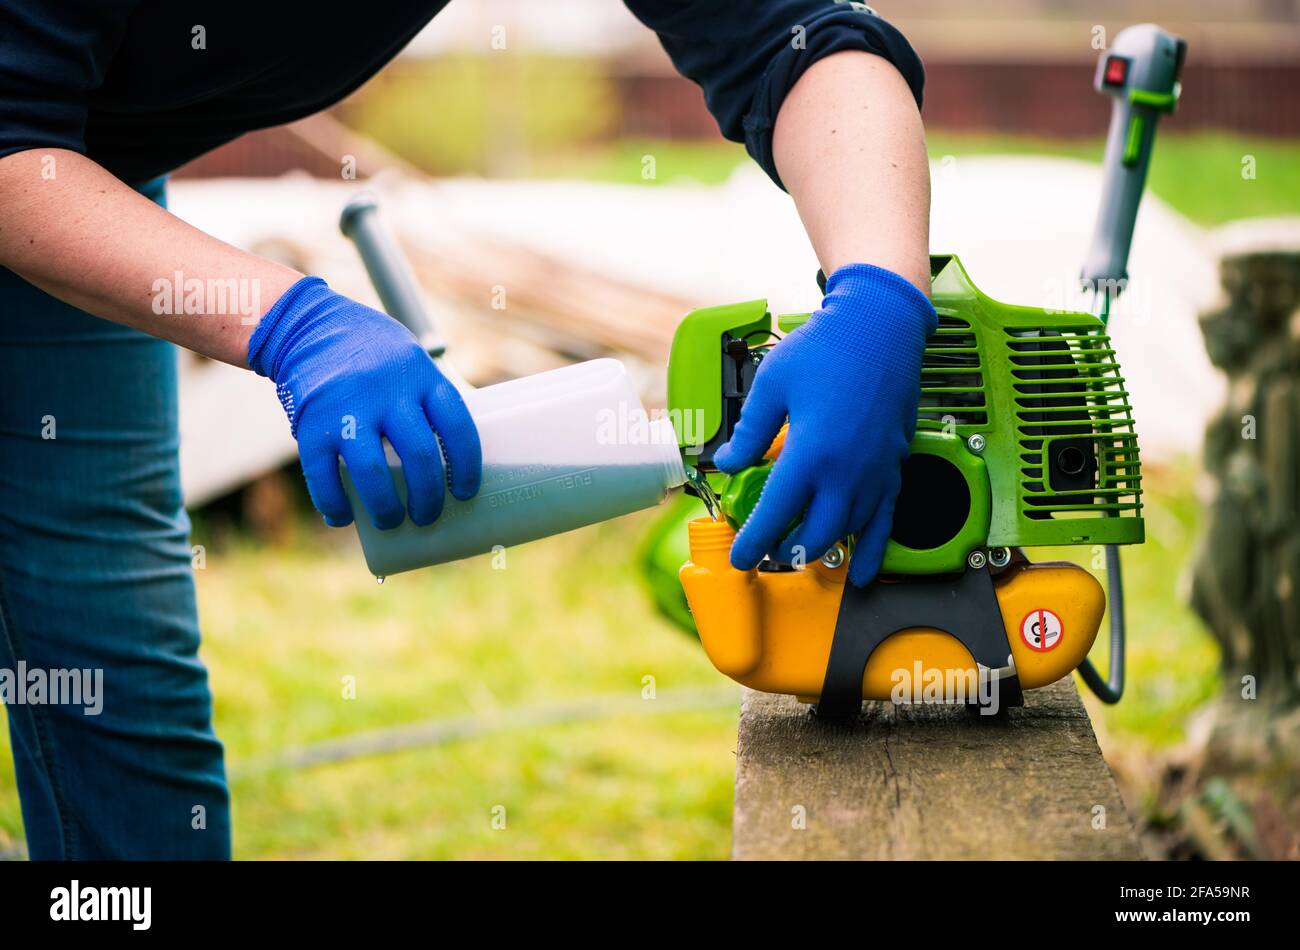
[1005,327,1142,522]
[918,311,987,427]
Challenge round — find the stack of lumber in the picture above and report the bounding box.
[173,176,696,506]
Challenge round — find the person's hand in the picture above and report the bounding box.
[712,263,936,586]
[248,276,481,529]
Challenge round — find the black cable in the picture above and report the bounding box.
[1078,543,1125,703]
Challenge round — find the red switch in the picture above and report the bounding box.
[1103,56,1129,87]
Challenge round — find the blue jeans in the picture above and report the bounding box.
[0,177,230,858]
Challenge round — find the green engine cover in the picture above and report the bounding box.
[665,254,1145,573]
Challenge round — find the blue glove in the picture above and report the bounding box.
[713,263,936,586]
[248,276,481,530]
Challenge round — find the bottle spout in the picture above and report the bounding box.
[652,417,687,489]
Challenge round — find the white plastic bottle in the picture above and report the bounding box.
[343,359,686,576]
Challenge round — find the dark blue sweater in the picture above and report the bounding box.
[0,1,922,188]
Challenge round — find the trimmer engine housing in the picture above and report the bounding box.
[666,255,1144,713]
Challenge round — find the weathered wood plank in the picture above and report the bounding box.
[732,679,1142,860]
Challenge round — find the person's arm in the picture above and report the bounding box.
[713,53,935,585]
[773,51,931,293]
[0,149,299,366]
[0,2,479,532]
[0,148,481,529]
[630,1,936,585]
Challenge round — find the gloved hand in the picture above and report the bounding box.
[713,263,936,586]
[248,276,481,530]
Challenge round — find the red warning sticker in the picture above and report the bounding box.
[1020,608,1063,652]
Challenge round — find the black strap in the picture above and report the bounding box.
[815,566,1021,718]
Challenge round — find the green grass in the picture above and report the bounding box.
[338,54,620,178]
[0,466,1219,858]
[0,512,738,860]
[202,513,742,859]
[526,138,752,186]
[1042,463,1222,746]
[512,131,1300,227]
[926,131,1300,227]
[335,53,1299,224]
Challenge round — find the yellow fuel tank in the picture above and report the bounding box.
[680,518,1104,704]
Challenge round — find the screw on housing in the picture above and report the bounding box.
[821,545,846,569]
[967,549,988,570]
[966,434,986,454]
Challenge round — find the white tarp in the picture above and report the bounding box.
[169,156,1228,504]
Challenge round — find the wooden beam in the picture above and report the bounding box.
[732,679,1143,860]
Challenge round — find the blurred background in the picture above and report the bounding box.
[2,0,1298,859]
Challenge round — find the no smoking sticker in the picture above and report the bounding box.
[1020,609,1063,652]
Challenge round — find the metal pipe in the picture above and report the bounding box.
[1073,281,1127,703]
[339,192,445,357]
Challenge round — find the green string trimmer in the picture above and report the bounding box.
[639,23,1185,708]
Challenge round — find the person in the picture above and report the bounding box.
[0,1,934,858]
